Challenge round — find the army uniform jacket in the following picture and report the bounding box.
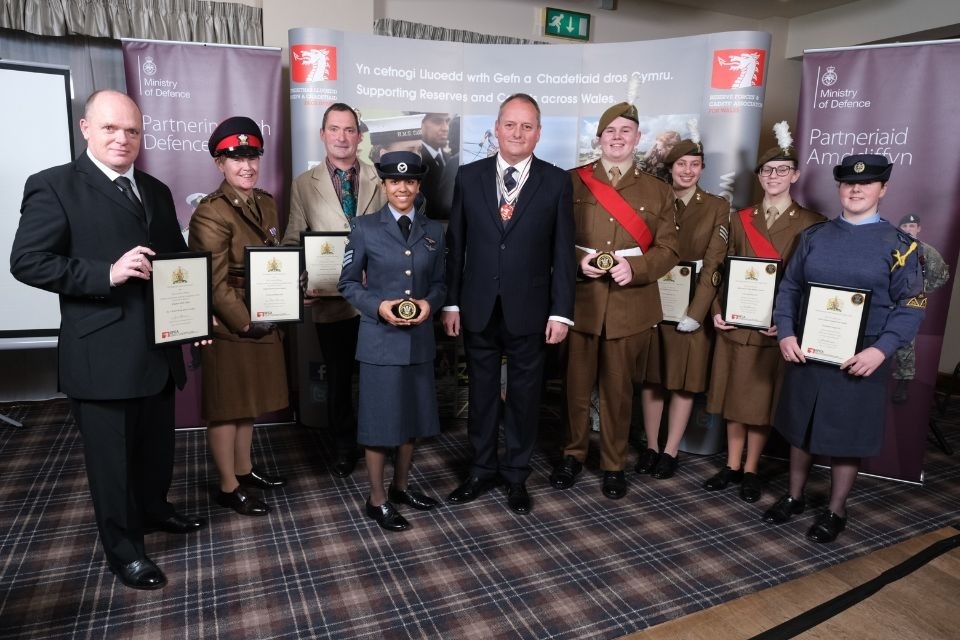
[570,162,679,339]
[676,187,730,322]
[714,201,825,347]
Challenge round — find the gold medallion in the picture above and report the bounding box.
[394,299,420,320]
[593,252,615,271]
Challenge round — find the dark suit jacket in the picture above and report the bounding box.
[419,149,457,220]
[10,152,187,400]
[445,155,575,336]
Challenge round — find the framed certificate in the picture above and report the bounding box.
[148,252,212,346]
[302,231,349,296]
[245,246,304,324]
[798,283,871,366]
[658,261,698,324]
[722,256,782,329]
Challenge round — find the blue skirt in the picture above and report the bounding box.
[357,361,441,447]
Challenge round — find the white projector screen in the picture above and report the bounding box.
[0,61,73,337]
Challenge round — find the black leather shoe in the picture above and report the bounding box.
[365,499,410,531]
[634,448,660,474]
[549,455,583,489]
[651,453,678,479]
[762,493,805,524]
[739,472,763,503]
[146,511,206,534]
[388,485,439,511]
[332,452,358,478]
[217,486,270,516]
[807,510,846,543]
[237,467,287,489]
[109,557,167,590]
[507,483,531,514]
[703,466,743,491]
[602,471,627,499]
[447,476,498,504]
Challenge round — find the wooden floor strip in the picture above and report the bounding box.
[626,526,960,640]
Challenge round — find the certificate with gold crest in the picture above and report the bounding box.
[722,256,782,329]
[245,246,304,323]
[799,283,871,366]
[148,252,212,346]
[302,231,350,296]
[657,261,698,324]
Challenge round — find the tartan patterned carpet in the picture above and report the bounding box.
[1,396,958,639]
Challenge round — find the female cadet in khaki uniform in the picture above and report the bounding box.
[639,124,729,480]
[704,122,824,503]
[188,117,288,516]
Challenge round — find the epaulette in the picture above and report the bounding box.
[198,189,224,204]
[895,230,915,246]
[698,188,727,205]
[254,187,273,199]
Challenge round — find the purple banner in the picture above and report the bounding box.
[795,42,960,482]
[122,40,285,428]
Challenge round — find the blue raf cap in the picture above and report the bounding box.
[375,151,428,180]
[833,154,892,183]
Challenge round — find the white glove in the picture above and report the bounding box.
[676,315,701,333]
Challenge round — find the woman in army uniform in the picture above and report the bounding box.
[188,117,288,516]
[640,125,729,480]
[705,123,824,503]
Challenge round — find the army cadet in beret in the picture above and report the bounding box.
[640,121,729,481]
[189,116,288,517]
[706,121,824,503]
[892,213,951,403]
[550,101,679,500]
[769,153,925,543]
[338,150,446,532]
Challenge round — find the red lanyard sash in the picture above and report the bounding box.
[738,207,781,259]
[576,166,653,251]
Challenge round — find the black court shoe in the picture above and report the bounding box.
[703,466,743,491]
[807,510,846,543]
[237,467,287,490]
[634,448,660,475]
[365,499,410,532]
[762,493,805,524]
[388,485,439,511]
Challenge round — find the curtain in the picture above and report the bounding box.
[0,0,261,45]
[374,18,546,45]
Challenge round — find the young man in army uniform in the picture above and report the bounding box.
[550,102,678,499]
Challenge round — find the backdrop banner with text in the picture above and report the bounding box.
[122,39,285,428]
[285,28,772,433]
[795,41,960,482]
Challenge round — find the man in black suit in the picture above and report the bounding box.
[418,112,458,220]
[10,90,205,590]
[442,94,575,514]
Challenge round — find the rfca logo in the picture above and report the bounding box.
[711,49,765,89]
[291,45,337,83]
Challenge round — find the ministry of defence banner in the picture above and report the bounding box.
[122,40,285,428]
[288,28,771,214]
[795,42,960,482]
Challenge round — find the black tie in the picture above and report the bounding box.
[398,215,411,241]
[114,176,146,222]
[503,166,517,191]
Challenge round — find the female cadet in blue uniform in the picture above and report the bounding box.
[765,154,925,543]
[338,151,447,532]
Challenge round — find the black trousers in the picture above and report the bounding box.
[315,316,360,454]
[72,377,176,566]
[463,301,546,485]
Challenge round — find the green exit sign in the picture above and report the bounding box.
[544,7,591,41]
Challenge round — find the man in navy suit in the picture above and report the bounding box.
[442,93,575,514]
[10,90,204,590]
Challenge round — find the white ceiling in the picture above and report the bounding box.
[637,0,861,20]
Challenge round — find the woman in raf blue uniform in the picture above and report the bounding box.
[764,154,925,543]
[338,151,447,532]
